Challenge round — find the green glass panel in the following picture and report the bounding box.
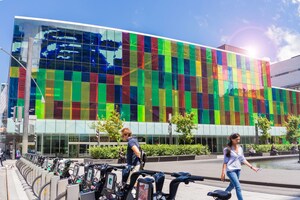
[54,80,64,101]
[240,113,245,125]
[130,33,137,51]
[202,109,210,124]
[98,103,106,118]
[191,108,198,124]
[189,45,195,60]
[185,91,191,112]
[145,70,152,87]
[214,110,220,125]
[63,101,71,119]
[46,70,55,80]
[159,89,166,107]
[165,73,172,90]
[190,60,196,76]
[166,89,172,107]
[81,82,90,103]
[206,48,212,63]
[35,99,45,119]
[233,82,238,96]
[158,38,164,55]
[214,95,220,110]
[152,71,159,88]
[55,70,64,80]
[80,103,89,120]
[144,53,152,70]
[72,82,81,102]
[178,58,184,74]
[165,56,172,72]
[152,88,159,106]
[138,105,145,122]
[248,98,253,114]
[130,51,137,69]
[164,40,171,56]
[72,72,81,82]
[159,106,166,122]
[224,95,230,111]
[138,69,144,87]
[17,99,24,107]
[177,42,184,58]
[121,104,130,121]
[98,84,106,103]
[63,81,72,102]
[138,85,144,105]
[234,96,240,112]
[130,68,138,86]
[208,78,213,94]
[172,90,179,111]
[106,103,114,118]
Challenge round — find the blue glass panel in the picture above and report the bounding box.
[130,104,137,121]
[114,66,122,75]
[98,73,106,83]
[159,71,165,89]
[197,93,203,109]
[236,55,241,68]
[209,94,214,110]
[106,66,114,75]
[184,59,190,74]
[99,65,107,74]
[209,110,215,124]
[257,99,261,113]
[83,32,91,44]
[158,55,165,71]
[114,58,122,67]
[130,86,137,104]
[9,78,18,99]
[73,63,82,72]
[198,109,203,124]
[184,75,190,91]
[272,88,276,101]
[144,36,151,52]
[172,74,178,90]
[82,72,90,82]
[265,100,269,114]
[172,57,178,74]
[217,50,222,65]
[64,71,72,81]
[115,85,122,103]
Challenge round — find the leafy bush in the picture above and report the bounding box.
[89,144,210,159]
[246,144,293,153]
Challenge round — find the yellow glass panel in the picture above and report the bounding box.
[10,67,19,78]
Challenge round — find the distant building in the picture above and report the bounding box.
[270,55,300,90]
[218,44,249,55]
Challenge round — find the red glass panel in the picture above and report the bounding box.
[72,102,81,120]
[90,73,98,83]
[54,101,63,119]
[89,103,97,120]
[106,84,114,103]
[122,49,130,68]
[122,85,130,104]
[90,83,98,102]
[122,32,130,50]
[203,93,209,109]
[179,90,185,108]
[190,76,196,92]
[191,92,197,108]
[178,75,184,91]
[122,68,130,86]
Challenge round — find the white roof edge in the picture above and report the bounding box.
[15,16,268,62]
[271,86,300,93]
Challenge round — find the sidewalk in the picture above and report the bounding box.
[0,159,29,200]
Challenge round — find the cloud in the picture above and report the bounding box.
[283,0,300,16]
[266,25,300,61]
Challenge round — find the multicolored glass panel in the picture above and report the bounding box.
[8,18,299,126]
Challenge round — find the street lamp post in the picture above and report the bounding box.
[254,119,259,144]
[1,37,45,155]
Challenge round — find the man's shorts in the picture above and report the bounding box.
[126,165,141,185]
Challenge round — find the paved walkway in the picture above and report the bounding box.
[145,155,300,199]
[0,159,29,200]
[1,155,300,200]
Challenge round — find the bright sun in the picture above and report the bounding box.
[244,46,257,57]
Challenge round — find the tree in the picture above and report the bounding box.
[283,114,300,144]
[91,108,124,143]
[257,116,272,144]
[171,112,197,144]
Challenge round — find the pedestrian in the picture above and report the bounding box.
[16,148,21,160]
[270,143,278,155]
[0,148,4,167]
[221,133,259,200]
[120,127,141,184]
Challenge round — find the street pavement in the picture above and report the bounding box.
[1,155,300,200]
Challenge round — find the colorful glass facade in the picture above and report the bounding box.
[9,17,296,127]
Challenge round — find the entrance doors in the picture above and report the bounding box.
[69,144,79,158]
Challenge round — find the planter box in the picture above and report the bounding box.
[84,158,118,164]
[262,152,270,156]
[195,155,217,160]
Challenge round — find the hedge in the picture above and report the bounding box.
[246,144,294,153]
[89,144,210,159]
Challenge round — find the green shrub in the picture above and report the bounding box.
[246,144,293,153]
[89,144,210,159]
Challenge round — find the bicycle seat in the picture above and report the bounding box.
[207,190,231,200]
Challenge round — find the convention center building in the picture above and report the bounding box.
[4,16,300,157]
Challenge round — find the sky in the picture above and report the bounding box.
[0,0,300,84]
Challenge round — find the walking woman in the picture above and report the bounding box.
[221,133,259,200]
